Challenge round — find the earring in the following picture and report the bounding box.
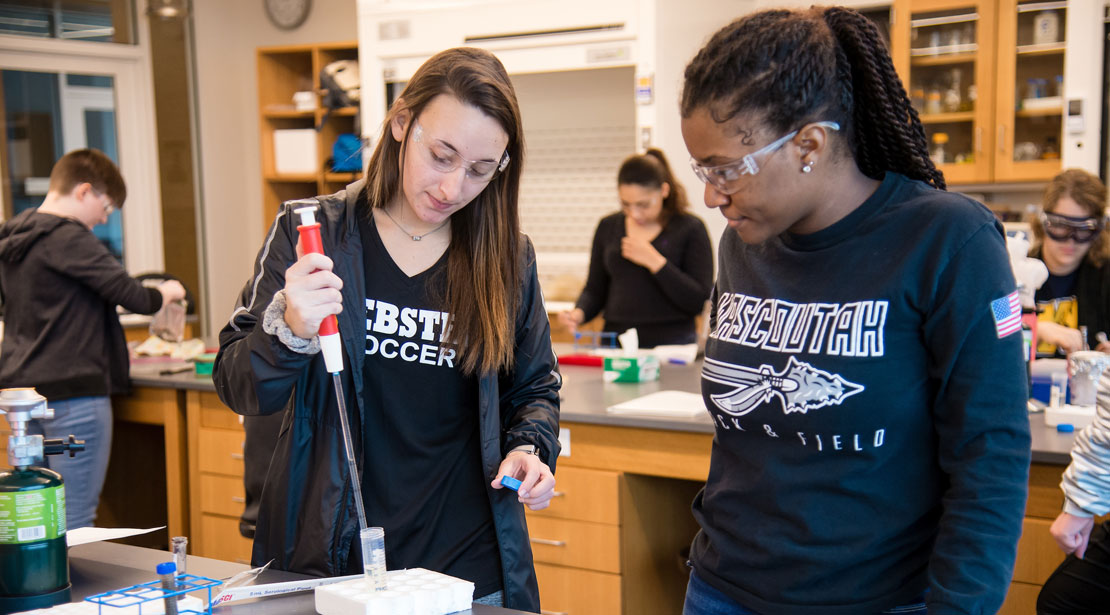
[802,160,814,173]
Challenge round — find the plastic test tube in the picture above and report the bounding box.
[171,536,188,578]
[362,527,387,592]
[156,562,179,615]
[1050,371,1067,408]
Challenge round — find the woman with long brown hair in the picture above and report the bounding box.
[214,47,560,611]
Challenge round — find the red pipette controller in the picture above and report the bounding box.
[294,203,343,374]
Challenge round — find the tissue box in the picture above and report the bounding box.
[604,355,660,383]
[273,128,317,175]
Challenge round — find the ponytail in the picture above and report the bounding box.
[681,7,945,190]
[822,7,944,189]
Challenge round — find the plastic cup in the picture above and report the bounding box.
[361,527,387,592]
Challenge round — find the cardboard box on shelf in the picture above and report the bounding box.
[273,129,317,175]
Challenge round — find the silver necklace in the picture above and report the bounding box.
[381,206,449,241]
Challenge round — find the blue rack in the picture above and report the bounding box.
[573,330,619,351]
[84,574,221,615]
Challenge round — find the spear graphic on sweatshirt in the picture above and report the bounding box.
[702,356,863,416]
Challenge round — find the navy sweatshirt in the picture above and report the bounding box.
[692,172,1030,614]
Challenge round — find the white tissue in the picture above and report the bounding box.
[617,328,639,356]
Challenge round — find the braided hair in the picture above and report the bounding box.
[681,6,945,190]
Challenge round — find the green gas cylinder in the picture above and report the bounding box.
[0,466,69,614]
[0,388,83,615]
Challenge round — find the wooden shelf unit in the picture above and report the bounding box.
[892,0,1069,185]
[257,41,361,228]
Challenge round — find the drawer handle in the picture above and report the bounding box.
[230,453,244,460]
[530,537,566,547]
[540,611,568,615]
[552,491,566,498]
[231,496,246,504]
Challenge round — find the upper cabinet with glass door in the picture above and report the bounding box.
[893,0,1067,185]
[892,0,997,185]
[994,0,1066,181]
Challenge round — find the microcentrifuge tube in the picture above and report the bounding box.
[361,527,387,592]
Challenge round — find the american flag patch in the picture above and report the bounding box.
[990,291,1022,338]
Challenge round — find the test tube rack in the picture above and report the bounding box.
[83,574,221,615]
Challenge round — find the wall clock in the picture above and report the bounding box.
[264,0,311,30]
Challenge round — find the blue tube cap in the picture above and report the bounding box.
[1056,423,1075,433]
[156,562,176,575]
[500,475,522,492]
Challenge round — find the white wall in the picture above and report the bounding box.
[654,0,759,251]
[191,0,357,343]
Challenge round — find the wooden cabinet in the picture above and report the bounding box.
[892,0,1068,184]
[527,431,706,615]
[257,42,361,228]
[186,390,252,564]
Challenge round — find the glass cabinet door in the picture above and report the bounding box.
[894,0,996,185]
[994,0,1066,181]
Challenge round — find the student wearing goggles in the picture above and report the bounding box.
[1029,168,1110,358]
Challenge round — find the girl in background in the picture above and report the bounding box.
[559,149,713,348]
[1028,168,1110,356]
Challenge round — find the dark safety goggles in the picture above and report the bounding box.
[1040,211,1105,244]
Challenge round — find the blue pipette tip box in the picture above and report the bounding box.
[1056,423,1075,433]
[500,476,522,491]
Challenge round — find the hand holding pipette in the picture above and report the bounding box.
[282,242,344,340]
[289,201,374,587]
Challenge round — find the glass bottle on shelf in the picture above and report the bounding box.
[910,87,926,112]
[931,132,948,165]
[1042,136,1059,160]
[925,89,943,115]
[962,83,976,112]
[943,69,962,113]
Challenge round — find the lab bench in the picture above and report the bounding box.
[67,540,533,615]
[35,360,1078,615]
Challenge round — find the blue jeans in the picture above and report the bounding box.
[683,569,927,615]
[28,396,113,530]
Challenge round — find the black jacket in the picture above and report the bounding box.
[214,182,561,611]
[0,209,162,399]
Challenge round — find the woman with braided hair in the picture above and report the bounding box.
[680,7,1029,614]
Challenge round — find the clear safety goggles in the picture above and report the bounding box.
[689,121,840,195]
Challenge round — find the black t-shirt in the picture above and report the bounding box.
[355,209,502,596]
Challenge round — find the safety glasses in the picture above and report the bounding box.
[689,121,840,195]
[411,122,509,183]
[1040,211,1104,244]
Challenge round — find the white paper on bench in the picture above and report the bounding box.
[606,390,707,418]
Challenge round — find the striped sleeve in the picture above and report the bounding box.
[1060,372,1110,517]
